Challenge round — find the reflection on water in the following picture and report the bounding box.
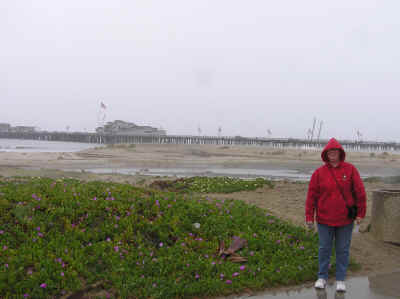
[335,291,346,299]
[220,275,399,298]
[78,167,311,181]
[77,167,379,182]
[316,289,327,299]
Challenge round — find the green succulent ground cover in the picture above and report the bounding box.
[153,177,274,193]
[0,177,355,298]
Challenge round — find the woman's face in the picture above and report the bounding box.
[327,149,340,163]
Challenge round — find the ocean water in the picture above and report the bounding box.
[0,138,101,153]
[77,167,312,181]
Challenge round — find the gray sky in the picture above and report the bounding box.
[1,0,399,141]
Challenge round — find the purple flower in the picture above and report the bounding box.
[226,280,232,284]
[61,272,64,276]
[250,251,254,256]
[159,242,163,247]
[24,294,29,298]
[0,230,4,234]
[232,272,239,277]
[5,264,8,268]
[92,197,97,201]
[40,283,47,288]
[300,246,305,250]
[195,273,200,279]
[240,265,246,271]
[114,246,119,252]
[3,246,8,250]
[276,240,281,244]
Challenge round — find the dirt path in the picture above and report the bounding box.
[208,181,400,279]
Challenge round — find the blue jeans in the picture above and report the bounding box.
[317,222,354,281]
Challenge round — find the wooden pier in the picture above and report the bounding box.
[0,132,399,152]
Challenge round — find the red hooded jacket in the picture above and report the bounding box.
[305,138,367,226]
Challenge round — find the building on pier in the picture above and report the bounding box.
[0,123,11,132]
[95,120,166,136]
[0,123,36,133]
[11,126,37,133]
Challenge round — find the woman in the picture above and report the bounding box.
[305,138,366,292]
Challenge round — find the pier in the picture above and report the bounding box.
[0,131,399,152]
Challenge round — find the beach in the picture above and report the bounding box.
[1,143,400,282]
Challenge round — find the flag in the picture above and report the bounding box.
[101,102,107,109]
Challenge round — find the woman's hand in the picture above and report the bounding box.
[355,217,362,225]
[306,221,314,230]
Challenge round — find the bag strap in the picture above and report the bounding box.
[327,167,350,208]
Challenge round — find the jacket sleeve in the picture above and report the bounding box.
[352,166,367,218]
[305,170,320,222]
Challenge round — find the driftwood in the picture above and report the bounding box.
[218,236,248,263]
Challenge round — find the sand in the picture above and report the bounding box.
[1,143,400,281]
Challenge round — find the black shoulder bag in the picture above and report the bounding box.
[328,168,358,220]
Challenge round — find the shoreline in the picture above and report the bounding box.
[1,143,400,180]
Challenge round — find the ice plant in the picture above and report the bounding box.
[0,177,324,298]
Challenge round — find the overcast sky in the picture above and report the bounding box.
[1,0,399,141]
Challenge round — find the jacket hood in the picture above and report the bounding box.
[321,138,346,163]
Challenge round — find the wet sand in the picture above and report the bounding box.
[1,143,400,178]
